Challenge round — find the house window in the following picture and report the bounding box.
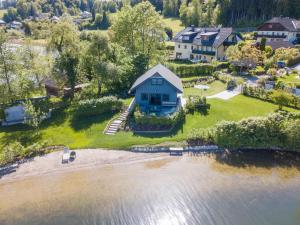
[141,93,148,101]
[162,94,170,102]
[178,44,180,48]
[184,45,187,49]
[151,78,163,85]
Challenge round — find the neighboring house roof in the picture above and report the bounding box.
[129,64,183,93]
[0,19,6,24]
[173,27,237,48]
[266,40,295,50]
[258,17,300,32]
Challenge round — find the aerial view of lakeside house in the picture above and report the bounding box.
[0,0,300,224]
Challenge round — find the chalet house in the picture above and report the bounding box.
[129,64,183,115]
[173,27,242,62]
[256,17,300,45]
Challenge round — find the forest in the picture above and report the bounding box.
[3,0,300,27]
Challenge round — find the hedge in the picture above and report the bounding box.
[187,112,300,151]
[214,112,300,151]
[74,96,123,117]
[242,85,300,109]
[165,62,229,78]
[132,107,185,131]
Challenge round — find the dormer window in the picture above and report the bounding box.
[151,78,163,85]
[183,36,189,41]
[268,24,273,28]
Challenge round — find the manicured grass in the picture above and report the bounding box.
[162,17,184,35]
[184,81,227,97]
[278,73,300,86]
[1,95,297,150]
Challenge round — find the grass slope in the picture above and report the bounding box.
[162,17,184,35]
[1,95,298,150]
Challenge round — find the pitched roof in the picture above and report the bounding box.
[261,17,300,31]
[266,40,295,50]
[129,64,183,93]
[173,27,236,47]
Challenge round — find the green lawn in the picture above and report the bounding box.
[184,81,227,97]
[278,73,300,86]
[1,95,297,150]
[162,17,184,35]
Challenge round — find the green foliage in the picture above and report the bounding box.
[185,96,210,114]
[23,100,47,130]
[133,107,185,131]
[166,62,216,78]
[74,96,123,118]
[284,119,300,151]
[242,86,300,109]
[214,112,300,151]
[270,90,294,110]
[227,79,237,90]
[187,128,215,145]
[0,140,51,166]
[111,2,165,65]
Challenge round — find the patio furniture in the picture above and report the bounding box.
[62,147,70,164]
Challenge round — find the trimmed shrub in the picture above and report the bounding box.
[74,96,123,117]
[242,86,300,109]
[132,107,185,131]
[166,63,217,78]
[185,96,210,114]
[214,112,300,150]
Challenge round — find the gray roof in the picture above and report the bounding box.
[173,27,236,47]
[262,17,300,31]
[266,40,295,50]
[129,64,183,93]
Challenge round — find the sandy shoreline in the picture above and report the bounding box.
[0,149,169,183]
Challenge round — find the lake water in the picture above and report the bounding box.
[1,150,300,225]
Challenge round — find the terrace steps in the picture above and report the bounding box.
[104,98,136,135]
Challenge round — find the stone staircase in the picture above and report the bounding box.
[104,98,136,135]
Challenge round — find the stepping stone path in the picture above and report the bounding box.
[104,99,136,135]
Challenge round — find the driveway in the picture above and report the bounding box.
[292,63,300,73]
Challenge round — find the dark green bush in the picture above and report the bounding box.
[166,63,216,78]
[214,112,300,150]
[242,85,300,109]
[185,96,210,114]
[74,96,123,117]
[133,107,185,130]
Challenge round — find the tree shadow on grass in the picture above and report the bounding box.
[70,112,115,131]
[41,108,69,128]
[0,125,41,147]
[215,149,300,170]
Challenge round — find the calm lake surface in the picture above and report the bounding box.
[1,150,300,225]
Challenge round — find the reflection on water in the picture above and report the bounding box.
[1,150,300,225]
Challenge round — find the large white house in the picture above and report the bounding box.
[173,26,242,62]
[256,17,300,44]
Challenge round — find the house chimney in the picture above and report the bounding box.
[191,25,195,31]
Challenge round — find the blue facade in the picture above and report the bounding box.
[134,74,180,112]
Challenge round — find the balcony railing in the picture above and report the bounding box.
[192,49,216,56]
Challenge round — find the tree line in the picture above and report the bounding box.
[3,0,300,27]
[0,2,166,104]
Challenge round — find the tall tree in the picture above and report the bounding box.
[0,30,17,103]
[112,2,165,66]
